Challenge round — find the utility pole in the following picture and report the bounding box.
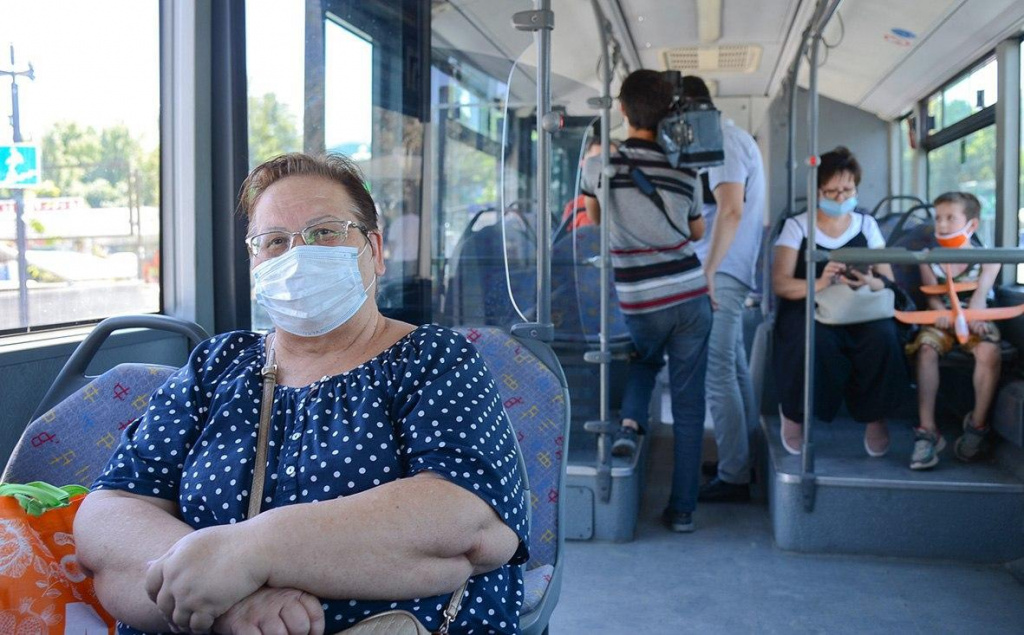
[1,43,35,328]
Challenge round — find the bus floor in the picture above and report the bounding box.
[549,419,1024,634]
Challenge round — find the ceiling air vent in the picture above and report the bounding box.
[663,45,762,73]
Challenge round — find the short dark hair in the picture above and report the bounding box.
[618,70,674,131]
[681,75,714,106]
[586,120,602,150]
[817,146,861,188]
[933,191,981,221]
[237,153,379,231]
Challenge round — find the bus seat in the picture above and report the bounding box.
[888,219,935,312]
[888,221,1017,369]
[550,225,631,344]
[871,196,928,241]
[455,326,568,635]
[442,210,537,328]
[2,315,208,486]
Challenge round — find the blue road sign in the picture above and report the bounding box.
[0,143,41,188]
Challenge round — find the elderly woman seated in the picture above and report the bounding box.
[772,146,909,457]
[74,153,528,635]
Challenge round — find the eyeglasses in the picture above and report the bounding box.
[246,220,369,259]
[821,186,856,200]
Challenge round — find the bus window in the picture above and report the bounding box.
[928,125,996,246]
[245,1,429,328]
[0,1,161,334]
[925,57,999,247]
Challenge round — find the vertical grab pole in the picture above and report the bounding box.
[801,0,847,512]
[593,0,612,450]
[799,0,843,513]
[512,0,555,342]
[787,68,800,218]
[802,26,821,511]
[535,0,553,331]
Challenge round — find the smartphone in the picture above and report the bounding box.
[847,263,871,275]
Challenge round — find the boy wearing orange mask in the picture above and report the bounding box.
[906,191,1001,469]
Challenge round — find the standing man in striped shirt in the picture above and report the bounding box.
[581,69,712,533]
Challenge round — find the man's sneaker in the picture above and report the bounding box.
[954,411,990,462]
[662,508,694,533]
[611,425,639,458]
[909,428,946,470]
[698,477,751,503]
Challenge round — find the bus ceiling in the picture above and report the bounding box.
[432,0,1024,124]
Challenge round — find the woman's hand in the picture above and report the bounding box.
[213,587,325,635]
[816,261,846,291]
[145,524,270,633]
[842,268,885,292]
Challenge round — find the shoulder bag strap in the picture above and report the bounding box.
[619,151,688,238]
[248,333,277,520]
[435,579,470,634]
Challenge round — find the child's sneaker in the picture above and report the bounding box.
[954,411,990,462]
[909,428,946,470]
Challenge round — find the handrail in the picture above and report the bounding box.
[869,195,928,218]
[825,247,1024,265]
[887,203,934,243]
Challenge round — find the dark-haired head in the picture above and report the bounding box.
[817,146,861,189]
[933,191,981,221]
[618,70,674,132]
[237,153,379,232]
[681,75,714,106]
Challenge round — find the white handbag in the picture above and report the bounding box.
[814,284,895,325]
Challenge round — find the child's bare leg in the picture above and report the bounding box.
[916,344,941,433]
[971,341,1001,428]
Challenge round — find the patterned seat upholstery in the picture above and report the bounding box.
[551,225,631,343]
[455,326,568,634]
[3,363,176,486]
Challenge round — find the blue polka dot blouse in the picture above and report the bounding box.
[94,325,530,634]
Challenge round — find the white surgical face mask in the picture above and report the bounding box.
[252,243,376,337]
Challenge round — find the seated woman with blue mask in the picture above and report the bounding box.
[771,146,909,458]
[74,153,529,635]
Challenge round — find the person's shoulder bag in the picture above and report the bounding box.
[814,283,895,325]
[251,336,468,635]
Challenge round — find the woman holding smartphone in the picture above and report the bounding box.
[770,146,910,457]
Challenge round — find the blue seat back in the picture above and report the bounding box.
[3,363,176,486]
[456,326,568,572]
[550,225,630,343]
[443,213,537,328]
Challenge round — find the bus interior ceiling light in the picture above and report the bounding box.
[697,0,722,44]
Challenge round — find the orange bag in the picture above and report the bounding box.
[0,482,115,634]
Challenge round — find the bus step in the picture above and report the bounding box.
[762,414,1024,564]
